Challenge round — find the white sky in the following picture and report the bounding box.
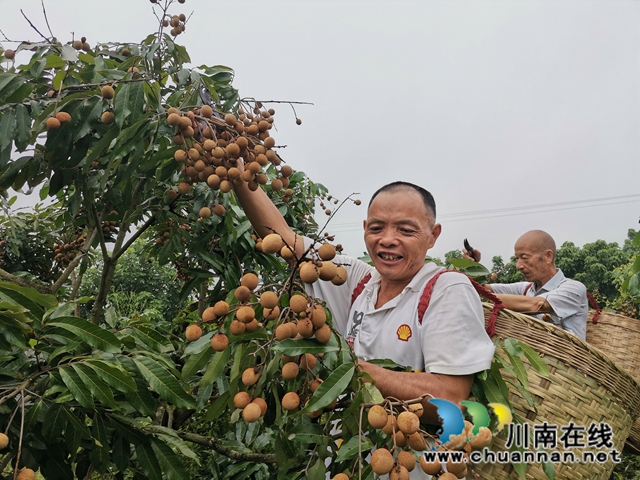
[3,0,640,263]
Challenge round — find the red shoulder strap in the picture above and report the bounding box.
[524,283,533,295]
[350,273,372,306]
[587,292,601,323]
[417,269,502,337]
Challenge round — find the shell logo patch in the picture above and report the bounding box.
[396,324,412,341]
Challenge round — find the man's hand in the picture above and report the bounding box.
[462,248,482,263]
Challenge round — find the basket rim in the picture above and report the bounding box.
[587,310,640,332]
[483,302,640,417]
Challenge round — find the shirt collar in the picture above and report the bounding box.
[537,268,565,293]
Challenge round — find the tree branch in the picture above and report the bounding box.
[111,214,156,263]
[20,9,50,43]
[0,268,50,294]
[91,204,110,262]
[177,432,276,464]
[51,226,97,294]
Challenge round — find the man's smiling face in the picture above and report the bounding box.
[363,189,441,288]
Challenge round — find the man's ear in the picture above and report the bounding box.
[543,249,554,264]
[429,223,442,248]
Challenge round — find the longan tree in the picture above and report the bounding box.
[0,2,537,480]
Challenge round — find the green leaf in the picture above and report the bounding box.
[182,346,213,380]
[0,108,16,152]
[127,324,174,353]
[151,438,190,480]
[306,458,326,480]
[85,359,136,393]
[273,338,339,356]
[63,406,91,437]
[72,363,118,408]
[112,434,131,472]
[504,351,529,390]
[629,272,640,296]
[334,435,374,463]
[184,331,213,356]
[30,58,47,77]
[519,343,549,377]
[361,383,384,404]
[503,338,524,357]
[13,104,31,152]
[133,355,196,409]
[90,414,110,472]
[542,459,556,479]
[59,366,95,409]
[42,402,67,441]
[302,363,354,413]
[114,80,145,128]
[204,391,229,421]
[45,317,121,353]
[136,443,163,480]
[125,376,158,416]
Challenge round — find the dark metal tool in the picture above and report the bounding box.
[464,238,478,262]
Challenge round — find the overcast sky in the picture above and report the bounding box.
[3,0,640,264]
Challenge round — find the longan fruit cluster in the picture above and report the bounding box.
[161,13,187,37]
[45,111,73,130]
[53,232,87,267]
[0,239,6,267]
[71,36,91,52]
[154,221,190,247]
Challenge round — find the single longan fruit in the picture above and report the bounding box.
[271,178,283,191]
[213,204,226,216]
[245,319,260,332]
[262,233,284,253]
[236,306,255,323]
[202,307,216,322]
[226,143,240,158]
[259,291,279,309]
[224,113,236,125]
[299,262,319,284]
[46,117,61,130]
[207,174,220,189]
[397,450,416,472]
[289,295,308,314]
[420,456,441,475]
[233,391,252,409]
[201,105,213,118]
[408,432,427,451]
[101,111,115,124]
[297,318,314,338]
[282,392,300,411]
[236,136,248,148]
[263,305,280,320]
[199,207,211,218]
[185,324,202,341]
[370,449,394,475]
[315,324,332,343]
[219,180,232,193]
[188,148,200,161]
[4,49,16,60]
[0,433,8,449]
[212,301,230,317]
[469,427,493,450]
[354,199,362,205]
[446,460,467,477]
[252,397,268,415]
[296,118,302,125]
[310,306,326,328]
[389,464,410,480]
[55,112,72,124]
[210,333,229,351]
[281,361,299,379]
[264,137,276,148]
[368,405,388,429]
[101,85,115,99]
[227,167,240,180]
[317,243,336,261]
[177,182,191,194]
[381,415,397,435]
[242,402,262,423]
[395,431,408,447]
[275,323,293,341]
[72,40,83,50]
[241,272,259,290]
[318,261,338,281]
[310,378,323,392]
[438,473,458,480]
[397,411,420,435]
[241,368,259,386]
[333,474,349,480]
[235,285,252,302]
[408,403,424,418]
[229,319,246,335]
[331,266,348,286]
[299,353,317,371]
[16,469,35,480]
[280,165,293,177]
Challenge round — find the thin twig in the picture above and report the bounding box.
[40,0,54,39]
[20,10,50,42]
[12,392,25,480]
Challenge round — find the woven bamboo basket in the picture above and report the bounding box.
[585,310,640,453]
[472,304,640,480]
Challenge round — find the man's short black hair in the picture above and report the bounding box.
[368,182,436,220]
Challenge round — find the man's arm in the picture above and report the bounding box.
[496,294,551,313]
[358,361,473,424]
[233,166,305,258]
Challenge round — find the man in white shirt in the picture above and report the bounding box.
[464,230,588,340]
[235,178,495,422]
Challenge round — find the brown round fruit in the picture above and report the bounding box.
[202,307,216,322]
[299,262,319,284]
[46,117,61,130]
[234,391,252,409]
[185,324,202,341]
[397,411,420,435]
[16,469,35,480]
[234,285,252,302]
[251,397,268,416]
[242,402,262,423]
[395,431,408,447]
[275,323,293,341]
[331,266,348,285]
[297,318,314,338]
[178,182,191,194]
[289,295,308,314]
[407,432,427,451]
[408,403,424,418]
[310,306,327,328]
[0,433,8,449]
[317,243,336,260]
[367,405,389,429]
[446,459,467,477]
[101,85,115,99]
[263,305,280,320]
[210,333,229,351]
[397,450,416,472]
[315,324,332,343]
[55,112,72,124]
[370,448,394,475]
[224,113,236,125]
[310,378,323,392]
[281,361,299,380]
[245,319,260,332]
[261,233,284,254]
[213,204,226,216]
[101,111,115,124]
[259,291,279,309]
[199,207,211,218]
[420,456,441,475]
[241,368,259,386]
[282,392,300,411]
[469,426,492,450]
[241,272,259,290]
[389,464,410,480]
[4,49,16,60]
[201,105,213,118]
[438,473,458,480]
[213,301,230,317]
[299,353,317,371]
[236,306,255,323]
[381,415,397,435]
[229,319,246,335]
[333,474,349,480]
[318,261,337,281]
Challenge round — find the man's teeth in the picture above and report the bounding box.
[380,253,401,260]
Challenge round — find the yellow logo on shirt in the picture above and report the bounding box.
[397,324,412,341]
